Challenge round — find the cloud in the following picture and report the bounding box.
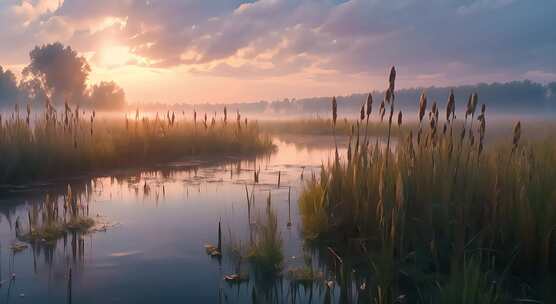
[0,0,555,98]
[457,0,517,15]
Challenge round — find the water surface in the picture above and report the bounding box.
[0,135,352,303]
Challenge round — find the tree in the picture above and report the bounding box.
[0,66,21,108]
[548,82,556,100]
[89,81,126,110]
[23,42,90,105]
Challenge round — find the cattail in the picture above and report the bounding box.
[385,88,392,104]
[366,93,373,117]
[397,111,402,127]
[512,121,521,150]
[479,118,485,140]
[193,110,197,125]
[360,104,365,121]
[465,93,478,119]
[388,66,396,94]
[26,103,31,125]
[471,93,478,115]
[224,106,227,124]
[347,140,352,163]
[379,101,385,122]
[418,92,427,123]
[446,89,455,122]
[465,94,472,119]
[332,96,337,126]
[477,104,486,140]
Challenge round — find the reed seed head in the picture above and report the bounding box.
[472,92,478,115]
[379,101,386,122]
[466,94,473,118]
[388,66,396,93]
[332,96,338,126]
[446,89,455,122]
[513,121,521,148]
[366,93,373,117]
[418,92,427,123]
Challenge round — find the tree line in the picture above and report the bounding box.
[0,42,125,110]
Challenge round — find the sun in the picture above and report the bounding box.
[97,44,134,68]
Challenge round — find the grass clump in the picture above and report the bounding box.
[247,193,283,275]
[17,185,95,243]
[0,104,273,184]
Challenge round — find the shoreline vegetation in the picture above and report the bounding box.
[260,117,413,137]
[298,67,556,302]
[0,103,273,185]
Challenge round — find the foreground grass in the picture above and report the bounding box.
[0,106,273,184]
[298,68,556,302]
[247,194,284,275]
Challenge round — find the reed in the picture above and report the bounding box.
[298,67,556,302]
[259,117,413,137]
[0,106,273,184]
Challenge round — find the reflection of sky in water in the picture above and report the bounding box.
[0,136,354,303]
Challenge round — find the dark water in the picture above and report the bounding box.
[0,135,355,303]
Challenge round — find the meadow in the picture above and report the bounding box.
[0,103,272,184]
[298,68,556,302]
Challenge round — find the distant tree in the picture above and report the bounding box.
[548,82,556,102]
[18,77,48,106]
[0,66,21,108]
[89,81,126,110]
[23,42,90,105]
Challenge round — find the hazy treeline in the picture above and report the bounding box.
[141,80,556,117]
[0,42,125,110]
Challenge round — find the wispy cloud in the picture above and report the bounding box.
[0,0,555,103]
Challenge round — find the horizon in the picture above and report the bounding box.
[1,0,555,105]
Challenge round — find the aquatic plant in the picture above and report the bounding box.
[259,117,413,137]
[0,105,273,184]
[439,257,504,304]
[247,192,283,275]
[298,67,556,301]
[17,185,95,243]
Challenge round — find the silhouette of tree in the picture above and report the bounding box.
[89,81,126,110]
[23,42,90,106]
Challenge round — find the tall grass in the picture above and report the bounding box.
[260,117,413,137]
[0,104,273,184]
[247,192,283,275]
[298,67,556,301]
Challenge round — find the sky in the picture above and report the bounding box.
[0,0,555,104]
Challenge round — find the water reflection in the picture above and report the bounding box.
[0,136,356,303]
